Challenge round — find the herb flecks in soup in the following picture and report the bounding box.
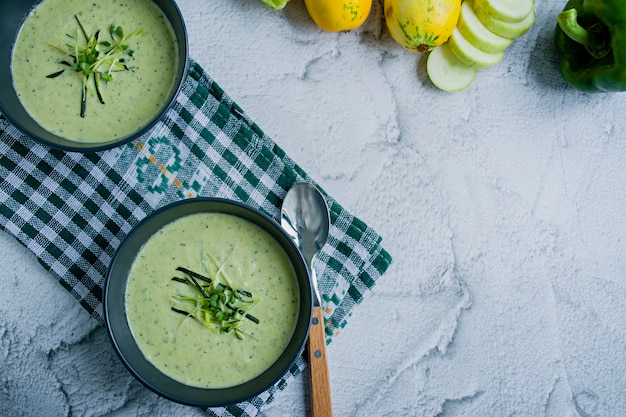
[12,0,179,143]
[170,266,260,340]
[46,15,143,118]
[125,212,300,389]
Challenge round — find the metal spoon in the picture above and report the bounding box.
[281,182,332,417]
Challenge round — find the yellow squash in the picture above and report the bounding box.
[384,0,461,52]
[305,0,372,32]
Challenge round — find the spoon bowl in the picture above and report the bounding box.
[280,183,330,303]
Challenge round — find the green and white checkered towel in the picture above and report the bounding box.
[0,59,392,416]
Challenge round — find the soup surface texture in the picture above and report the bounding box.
[12,0,179,143]
[125,212,300,388]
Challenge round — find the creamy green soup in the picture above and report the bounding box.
[11,0,179,143]
[125,212,300,388]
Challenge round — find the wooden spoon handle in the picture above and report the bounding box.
[308,306,333,417]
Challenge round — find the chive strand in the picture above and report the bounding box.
[46,70,65,79]
[74,15,89,41]
[245,313,259,324]
[80,78,87,118]
[237,289,253,298]
[187,274,210,299]
[171,307,190,316]
[176,266,212,284]
[94,74,105,104]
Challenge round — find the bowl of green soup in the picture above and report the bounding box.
[0,0,187,152]
[104,198,313,407]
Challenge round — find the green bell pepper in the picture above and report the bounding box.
[555,0,626,92]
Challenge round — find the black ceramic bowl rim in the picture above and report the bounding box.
[104,198,313,407]
[0,0,188,153]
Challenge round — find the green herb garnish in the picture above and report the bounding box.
[47,15,143,117]
[170,267,260,340]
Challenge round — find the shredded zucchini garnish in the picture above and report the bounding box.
[46,15,142,118]
[170,266,259,340]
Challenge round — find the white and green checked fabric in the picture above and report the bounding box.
[0,59,392,416]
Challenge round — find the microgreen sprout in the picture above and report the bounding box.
[170,267,260,340]
[46,15,143,117]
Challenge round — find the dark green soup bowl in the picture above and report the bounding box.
[104,198,313,407]
[0,0,188,152]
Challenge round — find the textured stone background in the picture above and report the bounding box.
[2,1,626,416]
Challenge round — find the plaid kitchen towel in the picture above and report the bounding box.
[0,59,392,416]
